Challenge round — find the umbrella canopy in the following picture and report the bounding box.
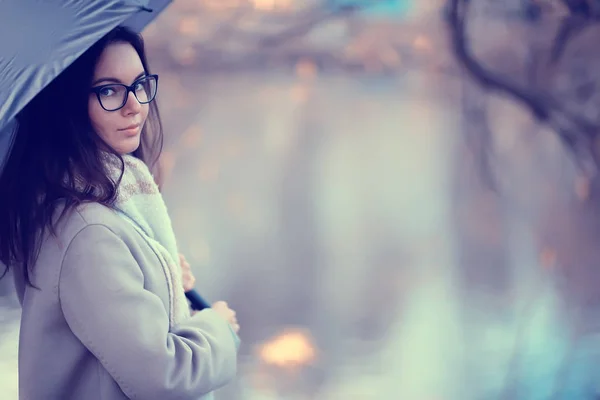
[0,0,172,158]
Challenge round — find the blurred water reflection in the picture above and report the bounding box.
[160,71,461,399]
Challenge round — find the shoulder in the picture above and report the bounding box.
[50,202,133,251]
[72,202,123,229]
[26,203,134,291]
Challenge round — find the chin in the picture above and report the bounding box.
[114,135,141,155]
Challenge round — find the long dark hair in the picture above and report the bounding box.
[0,26,163,285]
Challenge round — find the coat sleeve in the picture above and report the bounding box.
[58,224,238,400]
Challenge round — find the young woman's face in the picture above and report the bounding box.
[88,42,149,155]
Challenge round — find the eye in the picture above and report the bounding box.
[99,87,116,97]
[134,81,145,92]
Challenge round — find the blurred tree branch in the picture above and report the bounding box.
[153,0,409,68]
[446,0,600,173]
[203,0,386,46]
[256,3,362,47]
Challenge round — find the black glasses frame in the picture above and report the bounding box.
[90,74,159,112]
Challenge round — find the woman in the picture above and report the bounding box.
[0,26,239,399]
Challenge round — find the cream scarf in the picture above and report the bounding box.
[104,154,190,328]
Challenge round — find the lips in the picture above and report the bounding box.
[120,123,140,131]
[119,124,141,137]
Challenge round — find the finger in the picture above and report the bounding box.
[179,254,191,268]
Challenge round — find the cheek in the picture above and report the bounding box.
[88,99,114,136]
[141,105,150,124]
[88,98,102,128]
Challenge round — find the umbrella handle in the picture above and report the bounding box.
[185,289,211,311]
[185,290,240,348]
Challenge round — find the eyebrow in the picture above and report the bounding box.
[92,72,146,86]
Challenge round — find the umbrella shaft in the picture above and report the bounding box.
[185,290,210,310]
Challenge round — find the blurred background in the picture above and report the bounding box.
[5,0,600,398]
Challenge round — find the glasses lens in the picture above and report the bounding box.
[97,85,127,111]
[96,76,158,111]
[134,76,157,104]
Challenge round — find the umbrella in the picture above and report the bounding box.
[0,0,211,311]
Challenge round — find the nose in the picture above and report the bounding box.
[122,90,141,115]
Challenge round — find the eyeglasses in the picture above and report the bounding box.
[90,74,158,112]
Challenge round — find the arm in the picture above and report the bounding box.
[58,224,238,400]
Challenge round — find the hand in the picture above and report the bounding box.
[211,301,240,333]
[179,253,196,292]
